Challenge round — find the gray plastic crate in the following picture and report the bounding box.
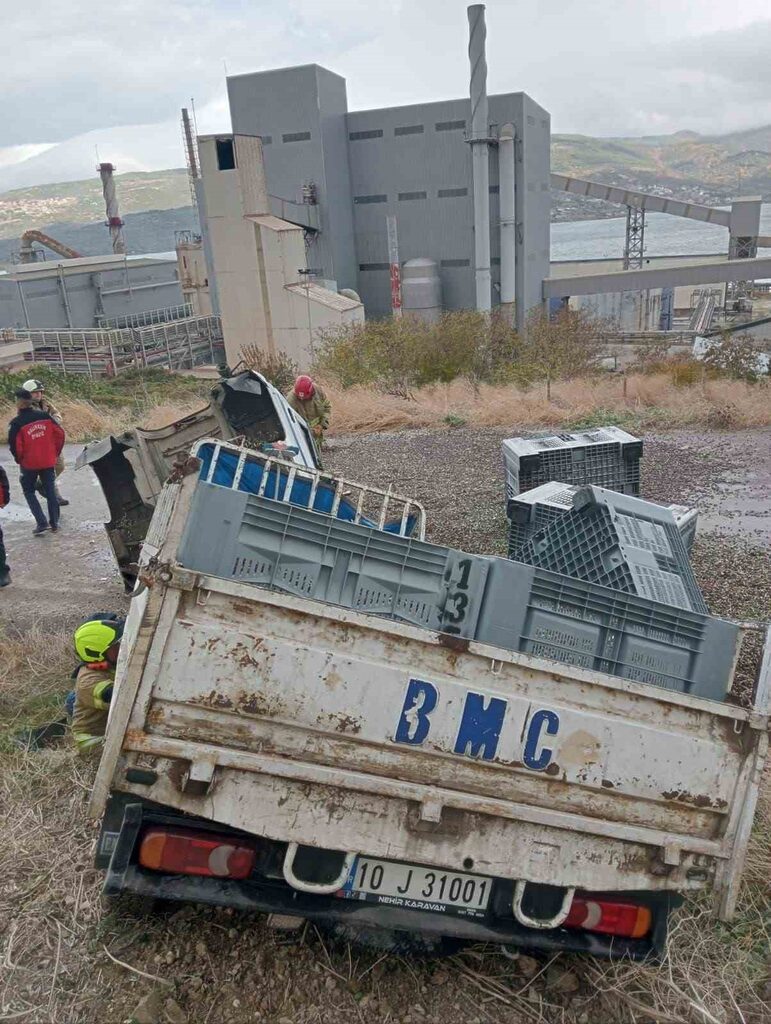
[176,481,737,700]
[502,427,642,500]
[514,486,708,614]
[177,482,489,636]
[508,481,698,556]
[477,560,736,700]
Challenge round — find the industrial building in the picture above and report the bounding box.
[0,253,184,331]
[222,68,549,322]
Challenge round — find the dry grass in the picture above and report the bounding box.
[2,374,768,446]
[0,397,207,443]
[325,374,771,435]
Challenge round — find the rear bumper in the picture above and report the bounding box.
[98,795,678,961]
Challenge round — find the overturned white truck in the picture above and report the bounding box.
[90,440,770,958]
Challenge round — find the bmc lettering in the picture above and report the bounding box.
[394,678,560,771]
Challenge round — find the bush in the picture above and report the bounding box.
[239,345,299,394]
[701,332,770,381]
[313,308,609,392]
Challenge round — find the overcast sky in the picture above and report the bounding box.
[2,0,770,188]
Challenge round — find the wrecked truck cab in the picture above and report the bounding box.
[76,371,320,590]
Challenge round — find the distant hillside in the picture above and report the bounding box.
[0,124,768,251]
[0,169,191,239]
[0,206,198,264]
[551,124,771,218]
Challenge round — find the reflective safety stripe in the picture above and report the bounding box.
[92,679,114,712]
[73,732,104,752]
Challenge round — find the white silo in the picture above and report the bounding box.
[401,258,442,323]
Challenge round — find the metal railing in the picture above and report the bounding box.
[9,315,224,377]
[195,438,426,540]
[97,303,193,329]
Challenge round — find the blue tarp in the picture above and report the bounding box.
[197,443,418,536]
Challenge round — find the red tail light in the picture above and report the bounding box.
[564,898,652,939]
[139,828,255,880]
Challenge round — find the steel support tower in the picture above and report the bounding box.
[623,205,645,270]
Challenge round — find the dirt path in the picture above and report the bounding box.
[0,444,128,634]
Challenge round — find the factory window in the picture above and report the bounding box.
[283,131,311,143]
[441,259,470,267]
[359,263,390,271]
[215,138,236,171]
[354,194,388,204]
[395,124,424,136]
[435,120,466,132]
[398,191,427,201]
[261,135,273,145]
[438,188,468,198]
[489,185,500,194]
[349,129,383,141]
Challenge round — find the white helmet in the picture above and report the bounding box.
[22,378,44,393]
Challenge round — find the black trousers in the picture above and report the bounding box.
[0,523,7,573]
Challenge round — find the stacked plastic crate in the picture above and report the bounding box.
[502,427,643,500]
[177,481,736,700]
[507,481,698,557]
[513,486,708,614]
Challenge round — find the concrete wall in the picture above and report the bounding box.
[197,134,363,367]
[176,240,213,317]
[227,65,357,292]
[0,255,182,329]
[573,289,662,332]
[197,135,270,363]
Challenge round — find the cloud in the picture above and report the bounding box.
[1,0,770,191]
[0,0,391,146]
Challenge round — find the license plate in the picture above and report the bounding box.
[338,857,492,918]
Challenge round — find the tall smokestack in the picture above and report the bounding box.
[468,4,491,312]
[98,163,126,254]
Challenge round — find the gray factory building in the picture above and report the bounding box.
[224,64,550,319]
[0,254,184,330]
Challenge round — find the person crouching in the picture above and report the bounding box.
[71,616,124,753]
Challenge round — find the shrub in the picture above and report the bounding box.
[701,331,770,381]
[240,345,300,394]
[313,308,609,392]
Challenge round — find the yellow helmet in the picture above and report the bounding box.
[74,618,124,663]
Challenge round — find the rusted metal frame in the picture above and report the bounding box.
[122,730,728,862]
[142,698,723,835]
[718,627,771,918]
[715,730,769,920]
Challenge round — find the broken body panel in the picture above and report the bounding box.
[76,372,320,588]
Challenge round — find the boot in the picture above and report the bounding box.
[56,488,69,507]
[0,569,10,588]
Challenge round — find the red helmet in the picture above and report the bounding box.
[294,375,315,400]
